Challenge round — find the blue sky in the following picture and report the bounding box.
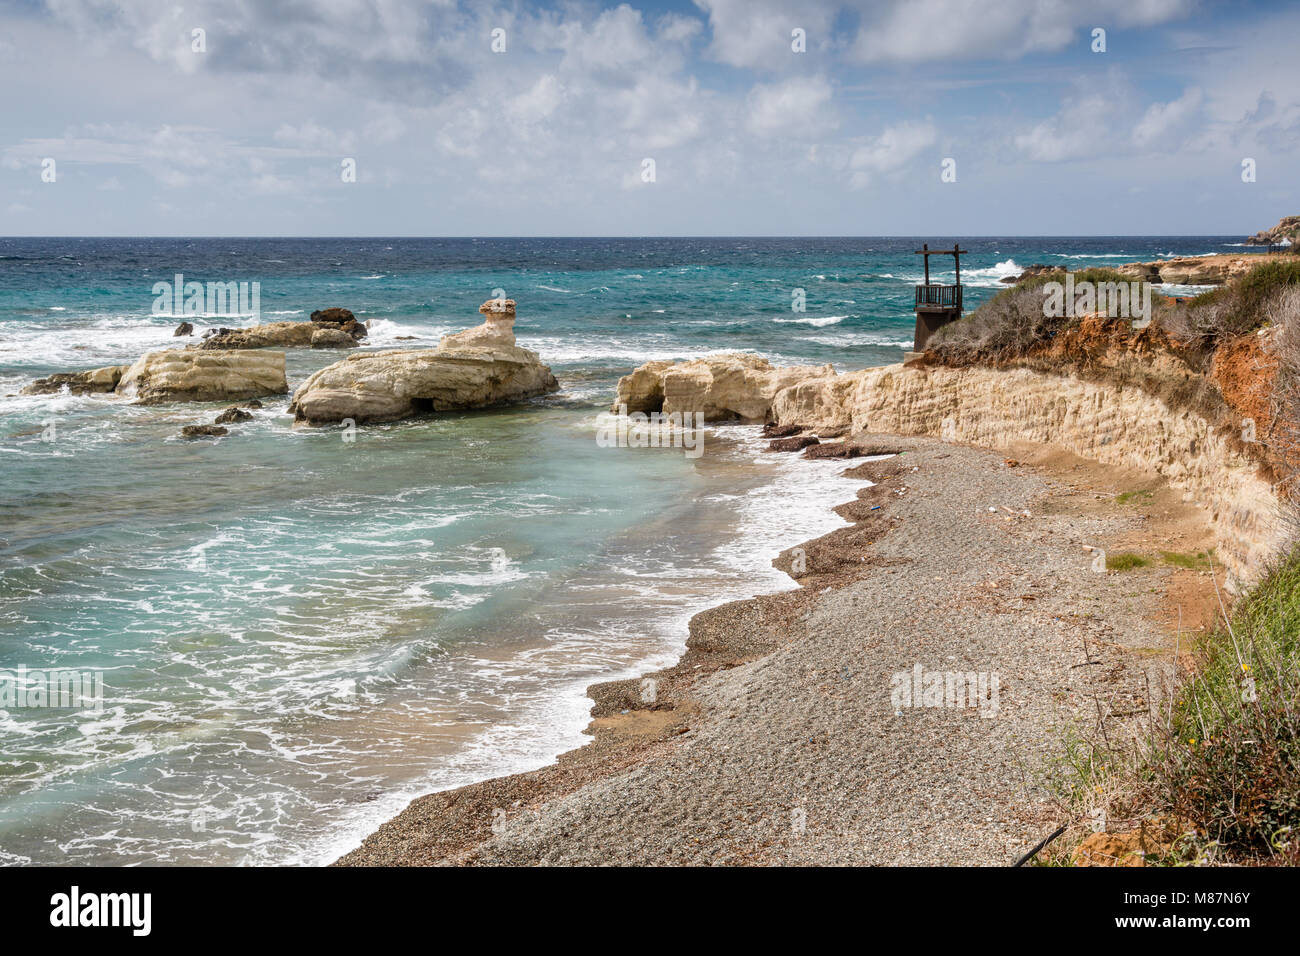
[1,0,1296,236]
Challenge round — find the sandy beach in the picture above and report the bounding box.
[338,429,1215,866]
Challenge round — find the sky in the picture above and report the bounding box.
[0,0,1297,236]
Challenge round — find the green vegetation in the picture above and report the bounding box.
[1115,489,1155,505]
[1160,550,1210,570]
[1151,548,1300,855]
[1181,260,1300,341]
[1106,552,1151,571]
[926,268,1141,364]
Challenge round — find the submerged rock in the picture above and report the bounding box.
[769,435,819,452]
[116,349,288,404]
[615,353,834,422]
[181,424,228,438]
[310,327,356,349]
[173,321,194,336]
[21,365,128,396]
[762,423,804,438]
[214,406,254,424]
[289,299,558,425]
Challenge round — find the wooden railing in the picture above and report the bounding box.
[915,284,962,310]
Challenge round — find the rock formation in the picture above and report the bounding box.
[115,349,288,404]
[21,365,128,396]
[181,424,228,438]
[612,353,834,422]
[289,299,558,425]
[1244,215,1300,246]
[1117,254,1288,286]
[214,406,254,424]
[200,311,366,350]
[617,351,1281,587]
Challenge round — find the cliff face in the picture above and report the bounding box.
[770,362,1282,588]
[1245,215,1300,246]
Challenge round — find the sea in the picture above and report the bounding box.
[0,236,1252,865]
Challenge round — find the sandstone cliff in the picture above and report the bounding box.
[617,350,1282,587]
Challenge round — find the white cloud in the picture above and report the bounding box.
[1132,87,1204,150]
[746,76,835,136]
[696,0,839,68]
[848,121,937,188]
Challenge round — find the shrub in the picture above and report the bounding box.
[1106,552,1151,571]
[927,268,1136,364]
[1151,549,1300,854]
[1183,260,1300,341]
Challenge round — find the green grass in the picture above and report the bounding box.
[1161,550,1210,570]
[1115,489,1155,505]
[1106,552,1151,571]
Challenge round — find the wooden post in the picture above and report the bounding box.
[923,243,929,286]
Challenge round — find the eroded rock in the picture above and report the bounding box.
[181,424,228,438]
[289,300,558,425]
[614,354,834,422]
[116,349,288,404]
[21,365,127,396]
[214,406,254,424]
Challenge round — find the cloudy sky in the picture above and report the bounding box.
[1,0,1296,236]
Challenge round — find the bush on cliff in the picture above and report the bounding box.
[925,268,1136,363]
[1177,260,1300,341]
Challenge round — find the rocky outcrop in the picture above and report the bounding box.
[289,299,558,425]
[1118,254,1288,286]
[614,353,834,422]
[1002,264,1058,284]
[200,315,365,350]
[214,406,254,424]
[1245,215,1300,246]
[173,321,194,337]
[21,365,127,396]
[115,349,288,404]
[201,322,316,349]
[181,424,228,438]
[766,363,1281,587]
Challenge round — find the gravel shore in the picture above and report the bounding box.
[337,433,1210,866]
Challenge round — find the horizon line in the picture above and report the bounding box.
[0,234,1259,241]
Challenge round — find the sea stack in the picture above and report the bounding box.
[289,299,558,425]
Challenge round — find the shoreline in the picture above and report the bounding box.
[300,421,866,866]
[337,430,1215,865]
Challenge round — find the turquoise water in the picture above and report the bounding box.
[0,237,1251,864]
